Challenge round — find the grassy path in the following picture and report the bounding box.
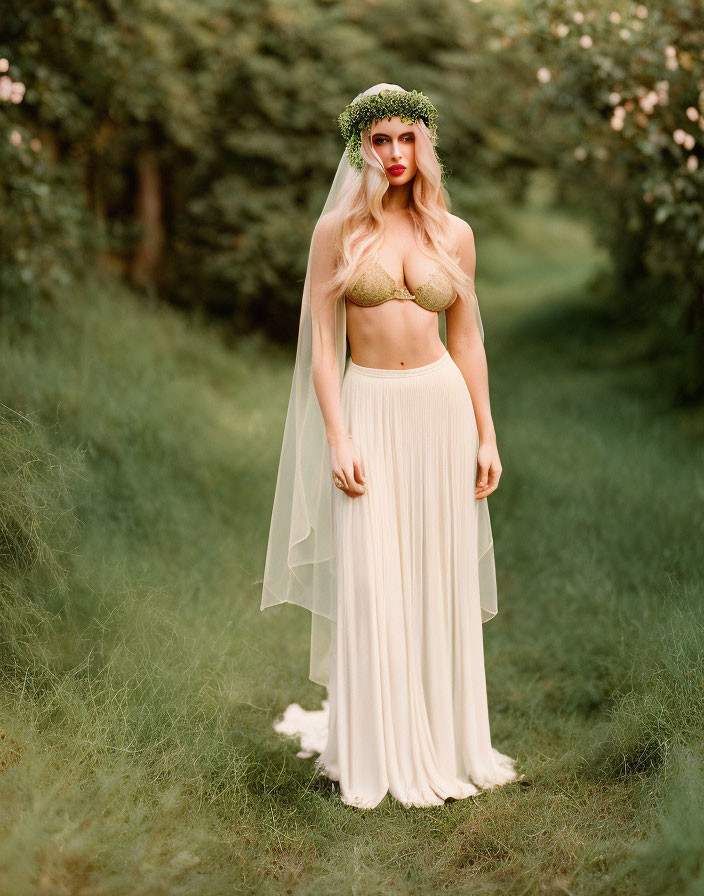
[0,194,702,895]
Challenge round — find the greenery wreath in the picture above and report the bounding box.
[337,88,447,183]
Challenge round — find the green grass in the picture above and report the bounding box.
[0,192,702,894]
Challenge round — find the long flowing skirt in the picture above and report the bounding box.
[273,349,520,809]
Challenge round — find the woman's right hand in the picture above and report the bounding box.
[330,433,366,498]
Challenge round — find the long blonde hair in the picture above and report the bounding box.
[327,118,476,307]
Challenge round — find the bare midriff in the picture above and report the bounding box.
[345,295,447,370]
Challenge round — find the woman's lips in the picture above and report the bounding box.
[387,165,406,174]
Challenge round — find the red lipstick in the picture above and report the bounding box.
[387,165,406,175]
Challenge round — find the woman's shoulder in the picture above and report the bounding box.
[310,210,340,253]
[312,209,340,244]
[444,212,474,243]
[316,208,341,230]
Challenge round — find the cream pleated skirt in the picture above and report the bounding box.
[274,349,520,809]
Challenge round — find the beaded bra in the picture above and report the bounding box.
[346,261,457,313]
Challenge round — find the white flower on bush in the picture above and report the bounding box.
[610,106,626,131]
[672,130,696,150]
[638,91,659,114]
[537,67,551,83]
[0,72,25,104]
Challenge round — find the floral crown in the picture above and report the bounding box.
[338,88,445,181]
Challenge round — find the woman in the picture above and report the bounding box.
[260,83,522,809]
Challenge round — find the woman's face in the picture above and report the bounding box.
[370,116,417,184]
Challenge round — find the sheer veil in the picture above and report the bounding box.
[257,83,496,688]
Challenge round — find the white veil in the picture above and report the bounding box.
[258,83,497,688]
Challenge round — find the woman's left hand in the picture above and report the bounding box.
[475,439,502,498]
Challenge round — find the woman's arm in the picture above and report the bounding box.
[309,213,366,498]
[445,218,502,498]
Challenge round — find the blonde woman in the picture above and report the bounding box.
[261,83,523,809]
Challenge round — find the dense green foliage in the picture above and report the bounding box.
[515,0,704,397]
[3,1,702,393]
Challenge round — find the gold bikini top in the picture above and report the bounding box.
[345,261,457,313]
